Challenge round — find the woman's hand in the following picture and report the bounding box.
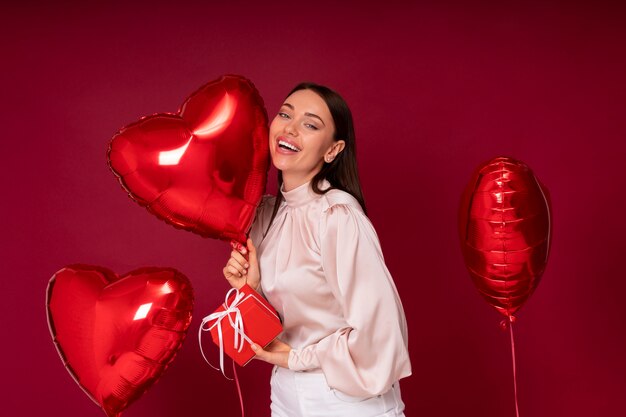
[251,339,292,369]
[223,238,261,291]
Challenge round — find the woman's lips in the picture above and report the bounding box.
[275,136,301,154]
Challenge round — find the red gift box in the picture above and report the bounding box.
[199,284,282,368]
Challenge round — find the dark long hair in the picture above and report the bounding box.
[265,82,366,234]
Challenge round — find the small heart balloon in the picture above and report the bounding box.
[108,74,270,244]
[458,156,551,317]
[46,265,194,417]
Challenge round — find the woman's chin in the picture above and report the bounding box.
[271,155,297,172]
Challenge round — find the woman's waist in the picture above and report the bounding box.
[279,320,347,349]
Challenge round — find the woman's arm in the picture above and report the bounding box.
[288,203,412,397]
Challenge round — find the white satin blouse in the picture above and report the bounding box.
[248,180,412,397]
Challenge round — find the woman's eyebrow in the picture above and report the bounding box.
[304,112,325,126]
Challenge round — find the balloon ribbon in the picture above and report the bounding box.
[502,316,520,417]
[233,359,244,417]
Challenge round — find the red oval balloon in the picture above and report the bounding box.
[46,265,194,417]
[458,157,551,317]
[108,74,270,244]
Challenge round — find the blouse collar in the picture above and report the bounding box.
[281,179,331,208]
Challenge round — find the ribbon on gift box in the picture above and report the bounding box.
[198,286,281,377]
[199,287,253,379]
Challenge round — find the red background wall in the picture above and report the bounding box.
[3,1,625,416]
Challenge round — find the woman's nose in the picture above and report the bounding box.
[284,120,298,136]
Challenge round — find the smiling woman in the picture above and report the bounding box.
[269,88,346,191]
[222,82,412,417]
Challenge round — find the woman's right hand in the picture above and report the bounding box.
[223,238,261,291]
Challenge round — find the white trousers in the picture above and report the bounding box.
[270,366,406,417]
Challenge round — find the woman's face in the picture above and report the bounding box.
[269,89,344,190]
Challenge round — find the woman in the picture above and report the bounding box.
[223,82,411,416]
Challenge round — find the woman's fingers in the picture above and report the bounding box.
[227,258,246,276]
[230,250,249,269]
[230,240,248,255]
[226,239,261,291]
[266,339,290,351]
[224,240,254,290]
[251,339,291,368]
[251,343,274,364]
[225,265,241,278]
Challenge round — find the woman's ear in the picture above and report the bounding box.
[324,140,346,162]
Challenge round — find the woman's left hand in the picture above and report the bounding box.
[251,339,292,368]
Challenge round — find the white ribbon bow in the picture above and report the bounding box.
[198,287,254,380]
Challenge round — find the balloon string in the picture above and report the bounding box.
[509,317,520,417]
[233,359,245,417]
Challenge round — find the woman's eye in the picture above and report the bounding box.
[278,112,290,119]
[304,123,318,130]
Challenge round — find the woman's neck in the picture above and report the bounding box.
[281,171,318,192]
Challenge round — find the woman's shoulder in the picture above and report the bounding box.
[318,188,382,250]
[321,188,364,215]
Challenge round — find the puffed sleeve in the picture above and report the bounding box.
[288,201,412,397]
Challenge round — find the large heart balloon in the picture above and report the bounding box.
[46,265,194,417]
[108,74,270,244]
[458,157,551,318]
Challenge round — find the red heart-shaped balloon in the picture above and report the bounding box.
[46,265,194,417]
[458,157,552,317]
[108,74,270,243]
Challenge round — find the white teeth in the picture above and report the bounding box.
[278,140,300,152]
